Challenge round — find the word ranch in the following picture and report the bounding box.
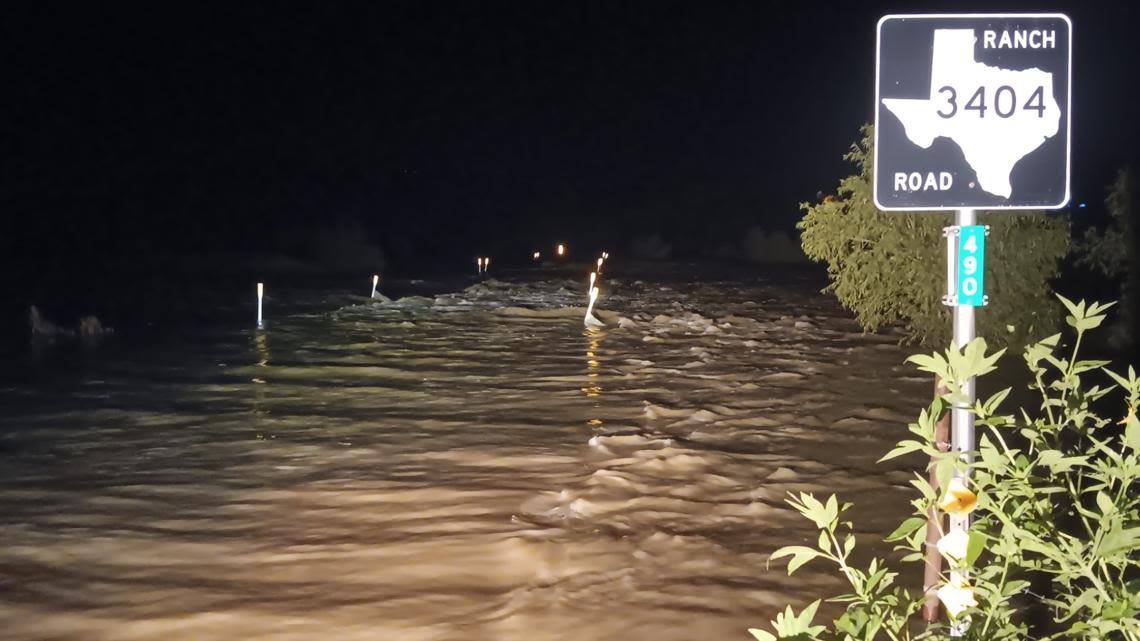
[982,29,1057,49]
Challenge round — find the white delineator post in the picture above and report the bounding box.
[256,282,264,329]
[584,285,603,327]
[371,274,380,299]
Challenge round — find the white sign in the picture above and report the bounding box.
[874,14,1072,210]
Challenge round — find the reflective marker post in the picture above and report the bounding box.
[256,282,265,329]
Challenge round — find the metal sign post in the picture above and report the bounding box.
[944,210,980,518]
[875,13,1071,627]
[941,211,986,636]
[943,211,986,489]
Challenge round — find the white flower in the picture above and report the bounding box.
[937,577,978,618]
[936,529,970,566]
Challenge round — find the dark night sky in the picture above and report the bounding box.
[2,1,1138,286]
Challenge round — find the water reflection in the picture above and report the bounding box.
[254,329,271,369]
[582,331,602,398]
[582,330,604,435]
[251,329,272,438]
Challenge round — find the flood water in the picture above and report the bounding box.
[0,265,929,640]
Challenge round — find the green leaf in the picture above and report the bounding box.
[1095,491,1114,517]
[833,610,867,636]
[1071,359,1111,375]
[909,474,937,501]
[1102,598,1134,621]
[797,599,822,629]
[907,353,946,375]
[1098,526,1140,557]
[823,495,839,529]
[1104,367,1131,389]
[977,435,1007,473]
[966,530,986,566]
[769,546,823,575]
[1038,449,1087,474]
[1020,536,1068,563]
[1002,579,1031,597]
[885,516,928,542]
[1058,294,1084,329]
[1059,588,1101,621]
[865,566,892,595]
[766,600,826,638]
[747,629,776,641]
[934,456,957,491]
[980,387,1012,417]
[786,493,836,530]
[1125,410,1140,452]
[1024,333,1061,370]
[879,440,925,462]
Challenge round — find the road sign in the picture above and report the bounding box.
[956,225,986,306]
[874,14,1071,210]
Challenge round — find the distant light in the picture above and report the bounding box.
[556,243,565,257]
[1078,202,1087,208]
[533,251,541,260]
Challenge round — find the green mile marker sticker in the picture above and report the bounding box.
[957,224,985,306]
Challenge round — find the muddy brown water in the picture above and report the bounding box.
[0,268,930,640]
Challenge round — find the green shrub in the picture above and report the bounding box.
[1076,167,1137,348]
[1078,167,1135,281]
[755,296,1140,641]
[797,125,1070,346]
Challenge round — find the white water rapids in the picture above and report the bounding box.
[0,269,929,640]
